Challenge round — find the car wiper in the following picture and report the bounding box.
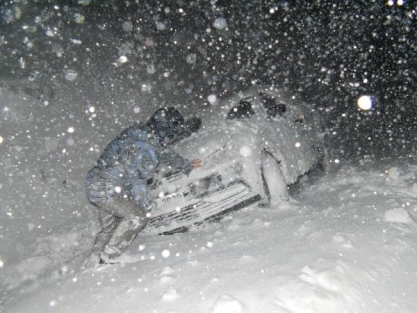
[202,137,232,161]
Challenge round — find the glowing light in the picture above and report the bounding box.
[67,127,75,133]
[0,136,3,144]
[357,95,373,110]
[295,142,301,148]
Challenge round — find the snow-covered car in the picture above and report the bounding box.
[146,86,327,234]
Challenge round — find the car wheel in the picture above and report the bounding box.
[261,151,289,204]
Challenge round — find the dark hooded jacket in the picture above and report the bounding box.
[86,108,192,209]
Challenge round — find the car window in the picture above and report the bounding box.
[226,99,255,120]
[259,92,286,118]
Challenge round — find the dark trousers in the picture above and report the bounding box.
[91,197,149,261]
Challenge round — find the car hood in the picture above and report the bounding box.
[173,125,233,161]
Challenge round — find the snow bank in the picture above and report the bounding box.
[213,295,246,313]
[384,208,414,224]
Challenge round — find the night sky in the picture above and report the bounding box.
[1,0,416,158]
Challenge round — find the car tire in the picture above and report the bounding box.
[261,151,289,204]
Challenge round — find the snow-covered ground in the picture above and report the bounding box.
[1,82,417,313]
[2,152,417,312]
[1,2,417,312]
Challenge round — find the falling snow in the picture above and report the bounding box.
[1,0,417,312]
[213,17,227,30]
[207,94,218,105]
[64,70,78,82]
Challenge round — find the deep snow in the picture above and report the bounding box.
[6,163,417,313]
[1,1,417,312]
[1,87,417,313]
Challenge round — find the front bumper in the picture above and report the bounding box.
[145,180,260,234]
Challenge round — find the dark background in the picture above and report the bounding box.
[1,0,416,159]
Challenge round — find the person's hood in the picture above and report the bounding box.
[146,107,184,144]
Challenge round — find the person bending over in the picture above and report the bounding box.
[85,107,201,265]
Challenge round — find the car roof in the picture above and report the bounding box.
[195,85,313,125]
